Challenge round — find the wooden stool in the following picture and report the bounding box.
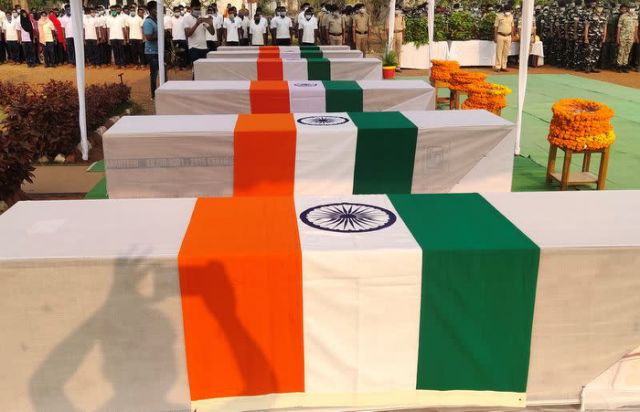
[546,143,611,190]
[449,89,467,110]
[432,80,451,107]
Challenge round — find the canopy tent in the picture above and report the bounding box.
[386,0,533,154]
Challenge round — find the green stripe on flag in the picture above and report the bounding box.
[323,81,363,112]
[301,49,323,58]
[306,58,331,80]
[348,112,417,193]
[388,193,539,393]
[299,45,320,50]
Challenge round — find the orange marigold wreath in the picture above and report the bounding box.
[429,60,460,83]
[547,99,615,151]
[461,82,511,114]
[448,71,487,92]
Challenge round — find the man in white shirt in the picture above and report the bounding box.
[128,7,145,68]
[3,10,20,63]
[107,5,129,68]
[270,6,293,45]
[238,10,250,45]
[84,7,100,67]
[170,6,187,68]
[182,0,215,63]
[204,5,222,51]
[59,4,75,65]
[222,6,242,46]
[296,2,310,39]
[121,5,133,66]
[298,7,318,45]
[0,9,6,64]
[249,9,268,46]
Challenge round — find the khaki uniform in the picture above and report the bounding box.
[353,12,370,56]
[318,10,328,44]
[617,12,639,66]
[494,12,514,69]
[386,14,405,65]
[327,14,345,45]
[343,14,353,47]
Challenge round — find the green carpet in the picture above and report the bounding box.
[399,73,640,190]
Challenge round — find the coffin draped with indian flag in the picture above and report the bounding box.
[3,191,640,411]
[103,110,514,198]
[207,49,363,59]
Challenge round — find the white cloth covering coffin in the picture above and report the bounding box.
[216,45,351,51]
[1,191,640,411]
[193,58,382,80]
[154,80,436,115]
[206,49,363,59]
[102,110,514,198]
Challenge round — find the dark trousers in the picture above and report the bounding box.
[43,42,55,66]
[22,41,36,66]
[65,37,75,64]
[85,40,98,65]
[7,41,21,62]
[188,47,208,64]
[276,38,291,46]
[100,42,111,64]
[173,40,188,67]
[130,39,144,66]
[111,39,125,67]
[123,42,131,65]
[240,38,249,46]
[146,53,166,98]
[226,41,239,46]
[206,40,217,51]
[0,40,6,63]
[55,43,65,64]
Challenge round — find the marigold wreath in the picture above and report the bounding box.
[461,82,511,114]
[547,99,615,151]
[429,60,460,83]
[448,70,487,92]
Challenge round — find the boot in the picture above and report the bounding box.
[622,65,630,73]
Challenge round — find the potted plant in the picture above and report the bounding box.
[381,48,399,79]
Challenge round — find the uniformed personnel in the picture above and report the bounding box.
[494,4,515,71]
[386,5,405,71]
[352,3,370,56]
[326,4,345,45]
[582,0,607,72]
[616,3,639,71]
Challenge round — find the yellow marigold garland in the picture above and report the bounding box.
[448,70,487,92]
[430,60,460,83]
[547,99,615,151]
[461,82,512,114]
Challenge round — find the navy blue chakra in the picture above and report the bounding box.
[300,203,396,233]
[297,116,350,126]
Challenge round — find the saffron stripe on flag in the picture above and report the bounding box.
[257,58,284,80]
[177,197,305,400]
[349,112,418,194]
[233,113,297,195]
[389,193,539,395]
[258,46,280,58]
[323,81,363,112]
[306,58,331,80]
[250,81,290,113]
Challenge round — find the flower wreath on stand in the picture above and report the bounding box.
[462,82,512,115]
[429,60,460,83]
[547,99,615,151]
[448,71,487,92]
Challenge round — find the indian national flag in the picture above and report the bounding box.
[179,193,539,410]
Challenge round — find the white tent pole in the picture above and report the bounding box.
[515,0,534,155]
[157,1,166,86]
[387,0,396,50]
[427,0,434,69]
[70,0,88,161]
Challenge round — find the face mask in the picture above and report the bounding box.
[305,14,312,20]
[111,11,117,16]
[597,6,604,11]
[359,9,365,14]
[192,9,201,17]
[631,8,637,12]
[12,12,17,18]
[332,11,339,16]
[279,12,285,17]
[505,11,511,15]
[180,10,185,15]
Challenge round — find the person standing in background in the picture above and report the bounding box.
[239,9,250,45]
[107,4,128,68]
[222,6,241,46]
[122,5,132,66]
[48,9,65,65]
[616,3,638,72]
[183,0,215,61]
[343,5,354,49]
[204,5,220,51]
[352,4,370,56]
[270,6,292,45]
[19,10,36,67]
[386,5,405,71]
[296,2,310,41]
[249,8,269,45]
[170,6,187,68]
[128,6,145,68]
[143,0,166,99]
[59,4,75,65]
[318,3,328,44]
[326,5,344,45]
[298,7,318,45]
[493,4,514,72]
[84,7,100,67]
[3,10,21,63]
[0,8,6,64]
[39,11,55,67]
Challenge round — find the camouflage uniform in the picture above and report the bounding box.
[554,7,568,66]
[565,4,579,68]
[574,4,589,69]
[600,7,618,68]
[539,7,556,65]
[584,5,608,71]
[617,9,639,69]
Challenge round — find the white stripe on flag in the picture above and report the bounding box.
[284,59,309,80]
[294,195,422,393]
[289,81,326,113]
[293,113,357,195]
